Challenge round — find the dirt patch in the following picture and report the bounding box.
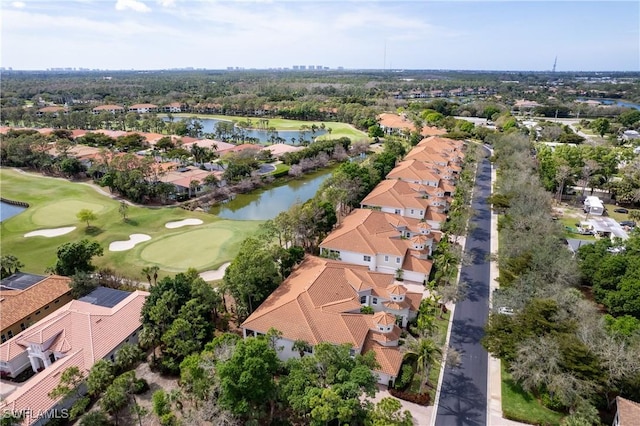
[132,362,180,426]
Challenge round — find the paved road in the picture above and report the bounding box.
[434,154,492,426]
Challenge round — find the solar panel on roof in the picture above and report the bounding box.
[78,287,131,308]
[0,272,45,290]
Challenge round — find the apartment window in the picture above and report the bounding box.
[420,210,424,216]
[372,297,378,305]
[44,305,50,310]
[7,331,13,338]
[54,299,60,304]
[396,257,401,264]
[360,296,366,304]
[363,255,371,262]
[410,209,415,215]
[395,209,401,215]
[384,255,389,262]
[20,323,26,331]
[1,335,6,343]
[26,316,31,321]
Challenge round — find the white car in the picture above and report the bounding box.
[498,307,515,315]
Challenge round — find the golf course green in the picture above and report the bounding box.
[0,169,262,280]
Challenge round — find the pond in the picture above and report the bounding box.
[162,116,328,144]
[577,98,640,110]
[210,167,334,221]
[0,201,26,222]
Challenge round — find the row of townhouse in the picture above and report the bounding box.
[0,274,149,426]
[241,130,465,387]
[391,87,495,99]
[37,103,186,117]
[91,102,184,115]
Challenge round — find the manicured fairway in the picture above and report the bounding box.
[140,227,234,271]
[0,169,262,279]
[168,113,369,140]
[31,199,111,227]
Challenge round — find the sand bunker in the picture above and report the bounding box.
[24,227,76,238]
[109,234,151,252]
[199,262,231,282]
[165,218,203,229]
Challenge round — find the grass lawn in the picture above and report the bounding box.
[0,169,262,279]
[502,364,565,426]
[168,113,369,141]
[558,217,595,241]
[603,203,637,223]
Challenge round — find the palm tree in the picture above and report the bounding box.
[150,265,159,285]
[138,326,160,363]
[404,338,442,393]
[141,267,153,286]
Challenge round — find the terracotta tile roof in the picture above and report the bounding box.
[0,275,71,332]
[70,129,87,138]
[616,396,640,425]
[386,159,441,184]
[264,143,304,157]
[425,209,448,223]
[417,136,465,153]
[377,113,416,131]
[223,143,263,153]
[404,292,422,311]
[129,103,158,109]
[38,106,66,113]
[320,209,411,256]
[421,125,447,136]
[383,300,410,310]
[361,180,430,213]
[402,254,433,275]
[92,104,124,111]
[386,284,406,295]
[362,338,404,378]
[405,148,451,165]
[242,256,415,348]
[0,290,149,425]
[372,312,396,325]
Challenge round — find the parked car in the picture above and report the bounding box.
[620,220,636,228]
[614,208,629,214]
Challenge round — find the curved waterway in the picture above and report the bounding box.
[210,167,333,220]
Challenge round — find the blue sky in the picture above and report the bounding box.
[1,1,638,71]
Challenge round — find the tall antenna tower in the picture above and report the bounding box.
[552,56,557,73]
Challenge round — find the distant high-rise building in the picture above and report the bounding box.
[293,65,300,70]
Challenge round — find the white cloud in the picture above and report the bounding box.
[115,0,151,13]
[11,1,26,8]
[157,0,175,7]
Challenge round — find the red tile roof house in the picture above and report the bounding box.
[241,256,422,385]
[91,104,125,115]
[127,103,158,114]
[162,102,184,113]
[36,106,67,117]
[0,290,149,425]
[360,179,448,229]
[319,209,441,284]
[377,113,416,136]
[613,396,640,426]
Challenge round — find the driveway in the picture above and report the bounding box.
[433,154,492,426]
